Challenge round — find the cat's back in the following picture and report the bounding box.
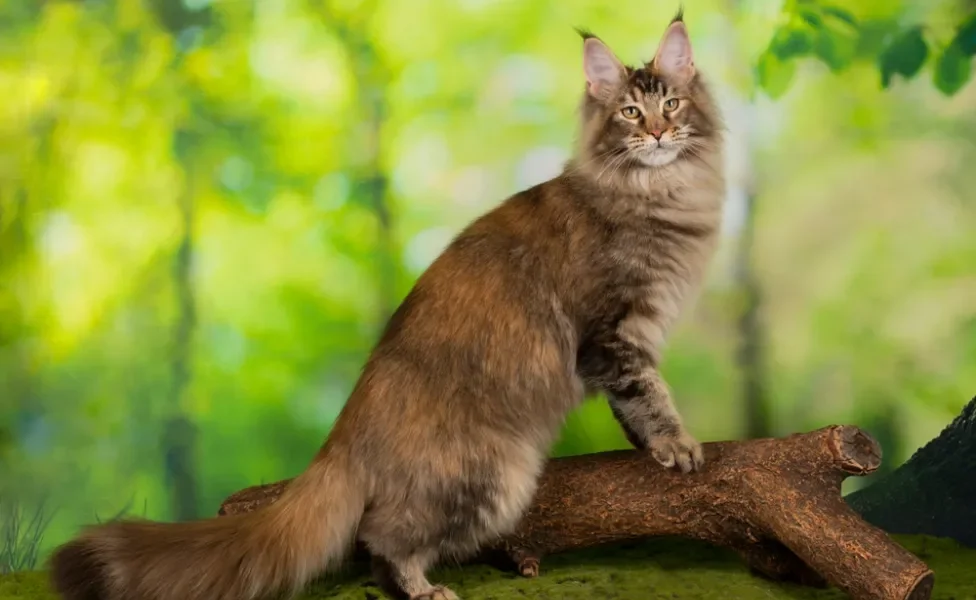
[338,180,586,451]
[423,176,599,295]
[365,177,586,382]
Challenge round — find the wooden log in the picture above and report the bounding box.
[217,425,933,600]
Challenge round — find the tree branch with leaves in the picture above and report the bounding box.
[757,1,976,99]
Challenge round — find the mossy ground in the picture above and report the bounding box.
[3,535,975,599]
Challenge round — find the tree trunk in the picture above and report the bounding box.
[162,133,199,521]
[361,83,396,323]
[734,189,771,439]
[721,2,773,439]
[846,395,976,547]
[344,10,397,326]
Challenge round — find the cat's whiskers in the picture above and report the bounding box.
[565,147,625,180]
[605,152,635,186]
[595,151,631,184]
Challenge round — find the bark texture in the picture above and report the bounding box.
[847,395,976,548]
[218,426,932,600]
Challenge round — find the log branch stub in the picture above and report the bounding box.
[218,425,931,600]
[830,425,883,475]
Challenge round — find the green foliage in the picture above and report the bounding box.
[955,13,976,55]
[0,499,55,574]
[756,51,796,100]
[314,535,975,599]
[92,496,148,525]
[808,8,858,72]
[758,1,975,96]
[878,26,928,88]
[933,41,972,95]
[932,13,976,95]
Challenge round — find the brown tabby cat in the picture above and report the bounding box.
[49,12,724,600]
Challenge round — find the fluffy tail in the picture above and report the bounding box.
[48,452,364,600]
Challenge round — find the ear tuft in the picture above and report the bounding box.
[671,5,685,24]
[583,36,625,98]
[652,19,695,83]
[574,26,598,41]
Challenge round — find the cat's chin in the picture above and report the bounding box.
[635,147,680,167]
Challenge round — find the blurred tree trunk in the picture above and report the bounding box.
[162,130,200,522]
[150,0,213,523]
[360,72,396,323]
[726,2,772,440]
[320,2,398,326]
[0,109,60,484]
[0,189,32,465]
[734,186,771,439]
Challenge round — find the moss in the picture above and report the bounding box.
[0,571,52,600]
[4,535,975,599]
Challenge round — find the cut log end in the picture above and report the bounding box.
[906,571,935,600]
[830,425,883,474]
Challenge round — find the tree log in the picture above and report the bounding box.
[218,426,932,600]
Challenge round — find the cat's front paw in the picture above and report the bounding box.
[648,430,704,473]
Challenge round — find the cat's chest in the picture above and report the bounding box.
[604,216,716,288]
[601,215,718,342]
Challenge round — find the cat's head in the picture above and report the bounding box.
[577,13,722,173]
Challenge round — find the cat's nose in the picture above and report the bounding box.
[649,130,663,140]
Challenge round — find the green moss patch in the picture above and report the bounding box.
[4,535,975,599]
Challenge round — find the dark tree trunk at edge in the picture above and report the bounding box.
[846,395,976,548]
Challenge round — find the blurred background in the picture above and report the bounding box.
[2,0,975,574]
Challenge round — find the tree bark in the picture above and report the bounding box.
[217,425,932,600]
[847,395,976,548]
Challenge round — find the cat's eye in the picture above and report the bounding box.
[620,106,641,119]
[663,98,680,111]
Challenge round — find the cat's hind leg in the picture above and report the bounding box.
[371,551,459,600]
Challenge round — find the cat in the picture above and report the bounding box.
[49,11,724,600]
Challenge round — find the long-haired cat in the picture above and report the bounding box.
[49,12,724,600]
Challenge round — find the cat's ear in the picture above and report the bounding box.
[651,18,695,83]
[582,36,625,99]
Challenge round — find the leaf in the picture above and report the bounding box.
[954,13,976,56]
[813,24,858,72]
[855,18,900,59]
[797,7,824,29]
[768,23,815,60]
[878,26,929,88]
[933,41,973,95]
[821,5,858,28]
[756,50,796,99]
